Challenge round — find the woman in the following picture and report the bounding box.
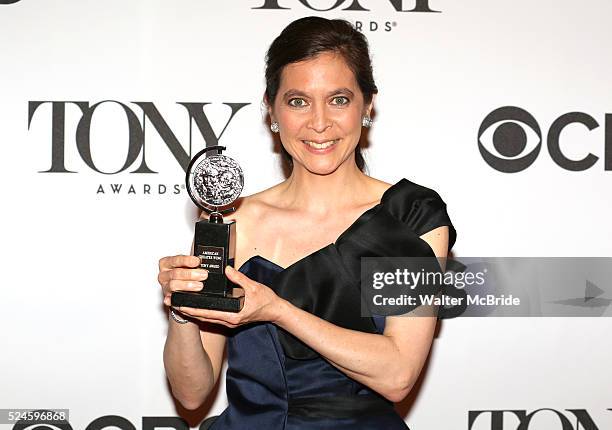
[158,16,456,429]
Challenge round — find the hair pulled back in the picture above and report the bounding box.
[264,17,378,171]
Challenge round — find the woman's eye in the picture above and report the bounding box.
[331,96,349,106]
[288,98,307,107]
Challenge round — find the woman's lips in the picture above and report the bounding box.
[302,139,340,153]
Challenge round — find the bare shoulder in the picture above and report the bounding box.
[197,183,284,226]
[353,176,395,205]
[236,184,284,218]
[367,177,394,198]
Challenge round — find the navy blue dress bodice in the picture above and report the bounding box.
[209,178,457,430]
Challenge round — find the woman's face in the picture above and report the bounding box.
[270,51,372,175]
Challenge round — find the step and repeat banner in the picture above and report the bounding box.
[1,1,611,429]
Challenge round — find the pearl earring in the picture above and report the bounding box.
[270,121,279,133]
[362,116,373,128]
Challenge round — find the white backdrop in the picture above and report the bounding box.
[1,1,611,429]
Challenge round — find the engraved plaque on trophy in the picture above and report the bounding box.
[171,145,245,312]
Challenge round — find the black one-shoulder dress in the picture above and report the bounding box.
[209,178,457,430]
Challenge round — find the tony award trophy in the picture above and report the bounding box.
[171,145,245,312]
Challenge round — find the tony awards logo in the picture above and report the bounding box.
[171,145,245,311]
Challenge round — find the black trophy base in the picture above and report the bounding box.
[171,289,244,312]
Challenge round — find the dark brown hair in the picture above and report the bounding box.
[264,16,378,172]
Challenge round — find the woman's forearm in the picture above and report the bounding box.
[163,316,215,409]
[274,299,427,402]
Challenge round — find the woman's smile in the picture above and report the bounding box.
[302,138,341,153]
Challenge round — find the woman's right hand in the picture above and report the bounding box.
[158,255,209,307]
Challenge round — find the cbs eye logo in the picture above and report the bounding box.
[478,106,611,173]
[0,0,22,4]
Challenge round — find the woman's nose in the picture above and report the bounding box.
[307,104,332,133]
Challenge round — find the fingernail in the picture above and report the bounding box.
[196,270,208,279]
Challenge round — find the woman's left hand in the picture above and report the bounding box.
[173,265,286,328]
